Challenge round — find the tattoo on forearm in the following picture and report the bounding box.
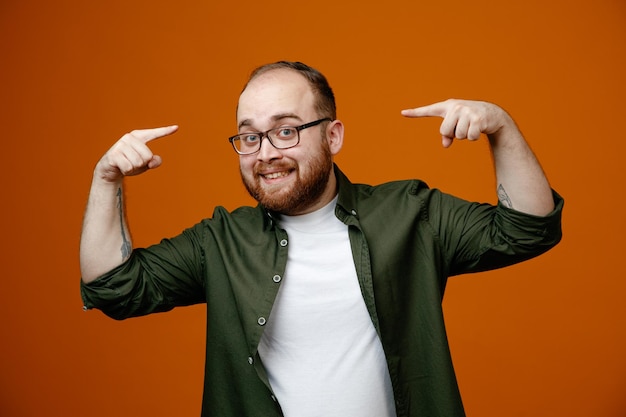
[117,187,132,259]
[497,184,513,208]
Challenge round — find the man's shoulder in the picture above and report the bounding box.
[334,164,431,195]
[344,175,435,202]
[202,204,267,226]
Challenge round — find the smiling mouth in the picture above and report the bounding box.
[262,171,291,180]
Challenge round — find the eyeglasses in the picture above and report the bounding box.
[228,118,332,155]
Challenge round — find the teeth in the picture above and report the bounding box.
[264,171,288,179]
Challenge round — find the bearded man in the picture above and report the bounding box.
[80,61,563,417]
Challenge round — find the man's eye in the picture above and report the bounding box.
[276,128,296,139]
[241,134,260,143]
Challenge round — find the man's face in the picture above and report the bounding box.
[236,69,339,215]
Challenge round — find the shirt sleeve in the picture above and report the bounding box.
[428,189,564,276]
[80,221,207,320]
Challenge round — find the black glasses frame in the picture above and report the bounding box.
[228,118,332,155]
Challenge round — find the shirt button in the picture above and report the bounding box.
[258,317,267,326]
[272,274,282,283]
[271,395,277,402]
[248,356,254,365]
[280,239,288,247]
[351,209,357,216]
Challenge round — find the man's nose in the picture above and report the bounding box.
[257,136,282,162]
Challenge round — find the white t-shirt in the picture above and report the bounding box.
[257,197,396,417]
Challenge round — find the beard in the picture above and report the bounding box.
[240,140,333,215]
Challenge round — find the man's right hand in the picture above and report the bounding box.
[80,125,178,283]
[95,125,179,182]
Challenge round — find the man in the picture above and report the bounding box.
[80,61,563,417]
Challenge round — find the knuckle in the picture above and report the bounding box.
[120,132,134,142]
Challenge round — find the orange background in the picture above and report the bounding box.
[1,0,625,416]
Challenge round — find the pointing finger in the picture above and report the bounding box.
[401,101,449,118]
[129,125,179,143]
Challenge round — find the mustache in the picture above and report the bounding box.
[253,161,296,175]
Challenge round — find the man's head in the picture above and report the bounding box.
[235,61,344,215]
[242,61,337,121]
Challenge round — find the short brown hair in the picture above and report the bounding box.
[243,61,336,120]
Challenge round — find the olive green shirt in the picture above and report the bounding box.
[81,165,564,417]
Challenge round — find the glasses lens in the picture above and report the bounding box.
[233,134,261,154]
[268,127,299,149]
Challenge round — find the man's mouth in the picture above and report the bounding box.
[261,170,291,180]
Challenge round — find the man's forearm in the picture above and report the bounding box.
[79,178,132,283]
[79,126,178,283]
[488,121,554,216]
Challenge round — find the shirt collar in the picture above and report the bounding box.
[334,164,360,221]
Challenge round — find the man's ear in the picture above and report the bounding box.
[326,119,344,156]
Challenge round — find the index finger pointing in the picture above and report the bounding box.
[130,125,179,143]
[401,102,448,118]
